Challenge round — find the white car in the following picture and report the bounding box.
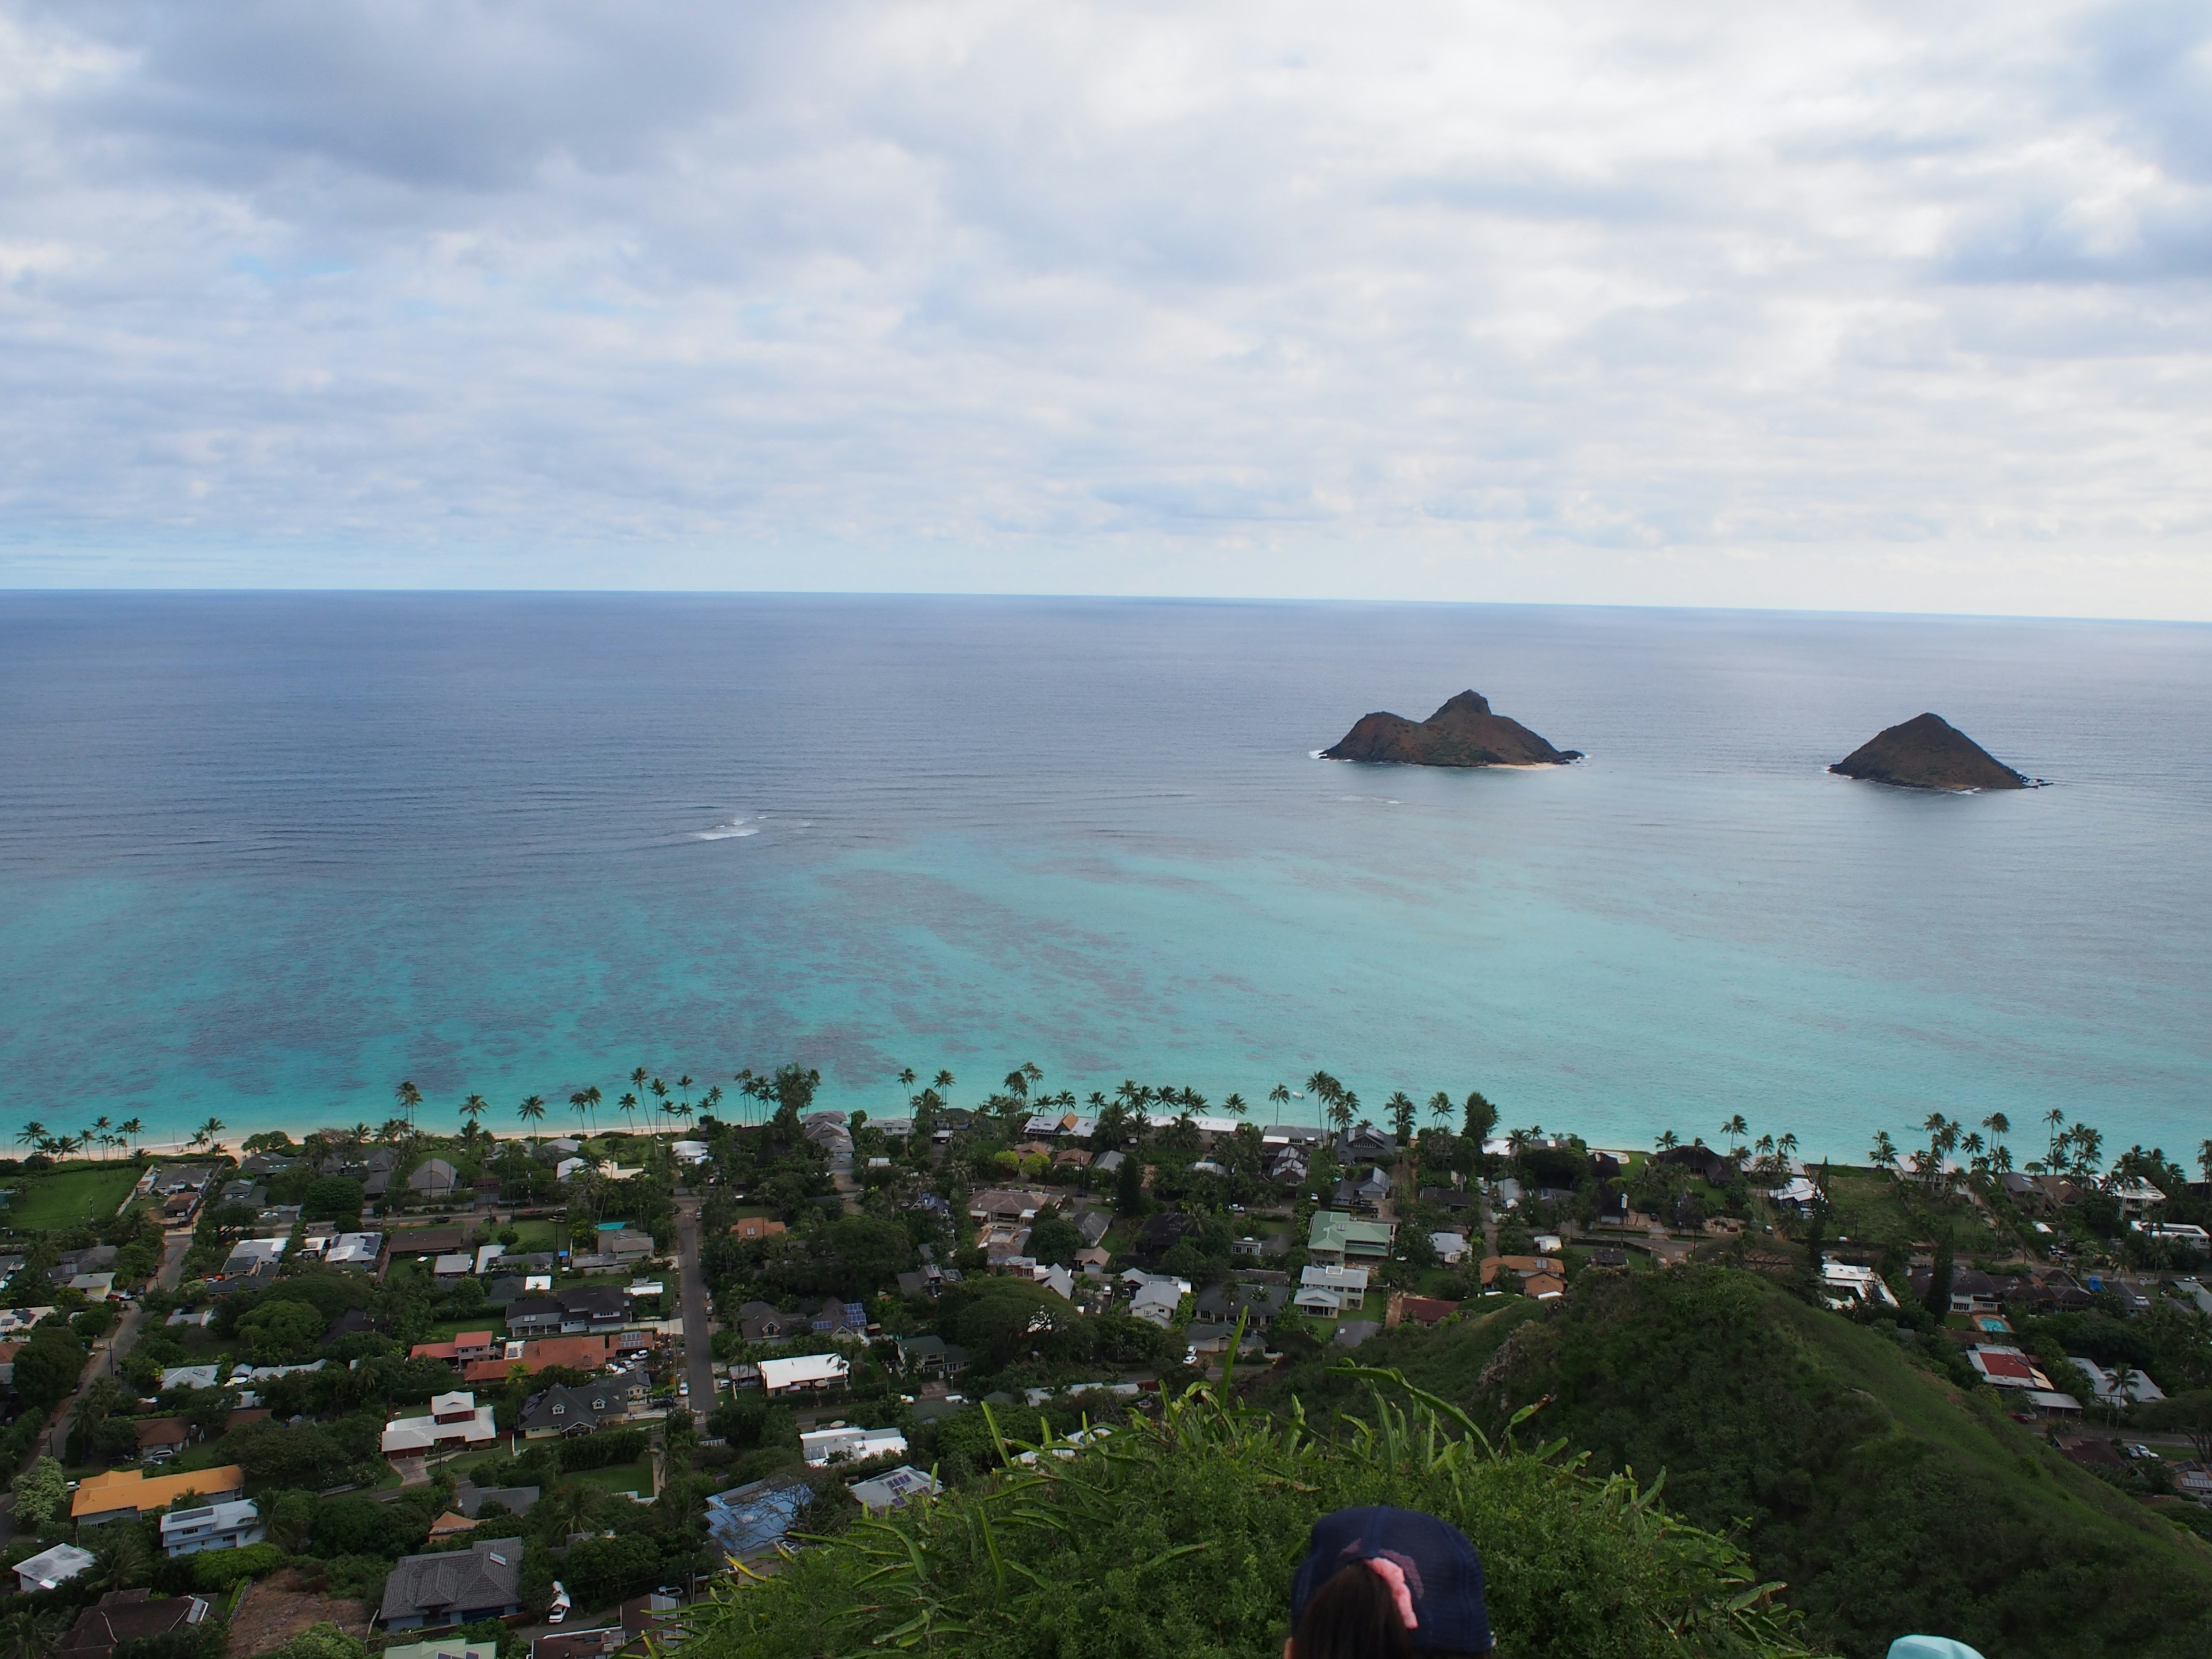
[546,1582,571,1624]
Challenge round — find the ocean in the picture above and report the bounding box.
[1,592,2207,1166]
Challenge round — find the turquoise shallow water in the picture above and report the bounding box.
[1,593,2207,1163]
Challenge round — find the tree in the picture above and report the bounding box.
[237,1298,325,1365]
[118,1117,143,1155]
[13,1325,86,1412]
[1115,1150,1146,1216]
[1269,1084,1291,1122]
[1721,1115,1748,1152]
[1924,1227,1956,1321]
[1387,1091,1416,1145]
[1426,1091,1454,1131]
[1222,1092,1248,1119]
[459,1093,487,1131]
[1870,1130,1898,1172]
[618,1092,640,1133]
[517,1094,547,1135]
[1462,1090,1498,1145]
[0,1611,54,1659]
[395,1079,422,1127]
[1656,1128,1679,1152]
[16,1120,46,1150]
[10,1456,67,1528]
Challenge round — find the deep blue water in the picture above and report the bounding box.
[2,592,2207,1165]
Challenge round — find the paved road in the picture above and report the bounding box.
[673,1201,715,1420]
[39,1229,191,1464]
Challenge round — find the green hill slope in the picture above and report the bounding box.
[1309,1269,2212,1658]
[680,1376,1821,1659]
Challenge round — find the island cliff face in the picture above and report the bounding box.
[1322,690,1581,768]
[1829,713,2028,791]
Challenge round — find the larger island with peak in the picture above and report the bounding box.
[1321,690,1582,767]
[1829,711,2032,791]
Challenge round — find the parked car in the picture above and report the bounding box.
[547,1582,571,1624]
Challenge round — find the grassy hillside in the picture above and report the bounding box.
[1272,1270,2212,1659]
[684,1374,1823,1659]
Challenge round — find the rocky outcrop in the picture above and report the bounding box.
[1829,713,2029,791]
[1322,691,1581,768]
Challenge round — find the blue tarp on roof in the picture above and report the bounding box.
[705,1479,812,1560]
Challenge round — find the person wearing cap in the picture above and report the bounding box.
[1286,1506,1495,1658]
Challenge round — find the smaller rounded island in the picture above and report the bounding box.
[1829,713,2032,791]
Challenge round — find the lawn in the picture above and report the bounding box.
[560,1457,654,1498]
[504,1218,559,1252]
[3,1163,142,1229]
[1802,1165,1996,1253]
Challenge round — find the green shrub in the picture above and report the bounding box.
[677,1372,1814,1659]
[190,1541,284,1590]
[558,1428,649,1472]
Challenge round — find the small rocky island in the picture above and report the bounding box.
[1322,690,1582,768]
[1829,713,2031,791]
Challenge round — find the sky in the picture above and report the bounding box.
[2,1,2210,616]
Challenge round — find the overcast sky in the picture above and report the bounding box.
[3,1,2210,616]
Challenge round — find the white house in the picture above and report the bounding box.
[671,1141,711,1165]
[1301,1263,1369,1294]
[382,1391,499,1477]
[847,1466,939,1515]
[2068,1356,2167,1406]
[1128,1281,1182,1328]
[327,1232,384,1268]
[14,1543,94,1593]
[160,1499,266,1558]
[800,1425,908,1467]
[1428,1232,1470,1266]
[1819,1260,1899,1310]
[759,1353,850,1395]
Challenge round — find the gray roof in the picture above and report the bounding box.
[378,1540,523,1624]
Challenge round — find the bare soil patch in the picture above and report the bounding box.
[227,1570,372,1658]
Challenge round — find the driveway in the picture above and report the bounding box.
[40,1229,191,1463]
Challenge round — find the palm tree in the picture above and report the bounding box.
[569,1087,600,1136]
[897,1067,918,1100]
[1777,1132,1799,1163]
[618,1092,639,1134]
[88,1115,113,1160]
[378,1116,410,1145]
[1655,1128,1680,1152]
[1222,1092,1248,1119]
[933,1070,955,1092]
[2044,1107,2069,1168]
[630,1066,650,1110]
[517,1094,547,1138]
[0,1607,56,1659]
[676,1075,695,1130]
[15,1122,45,1151]
[459,1093,488,1132]
[1426,1091,1453,1131]
[1268,1084,1291,1123]
[1386,1090,1416,1145]
[1721,1114,1748,1152]
[1325,1094,1354,1137]
[649,1076,669,1130]
[1871,1130,1898,1172]
[118,1118,143,1157]
[395,1080,422,1129]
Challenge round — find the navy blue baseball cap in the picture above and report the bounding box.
[1290,1506,1493,1653]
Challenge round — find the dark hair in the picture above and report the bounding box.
[1294,1561,1415,1659]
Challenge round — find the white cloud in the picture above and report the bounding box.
[1,0,2209,614]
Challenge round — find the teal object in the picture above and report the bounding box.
[1888,1639,1986,1659]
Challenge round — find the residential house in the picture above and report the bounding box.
[387,1226,469,1264]
[1821,1261,1901,1309]
[1490,1177,1524,1211]
[16,1544,96,1593]
[1331,1167,1392,1214]
[454,1479,540,1518]
[1653,1145,1733,1184]
[2000,1172,2082,1215]
[1306,1211,1394,1264]
[969,1189,1047,1226]
[385,1638,492,1659]
[402,1158,461,1199]
[847,1466,940,1515]
[739,1301,802,1343]
[2137,1221,2212,1256]
[1417,1185,1473,1213]
[410,1331,501,1367]
[382,1393,499,1479]
[325,1232,384,1269]
[159,1364,223,1392]
[1522,1273,1567,1300]
[758,1353,850,1395]
[1128,1279,1183,1328]
[1967,1345,2058,1392]
[1074,1210,1112,1247]
[801,1425,908,1466]
[516,1368,650,1438]
[2068,1355,2167,1406]
[729,1217,789,1243]
[71,1467,245,1526]
[505,1285,630,1338]
[158,1500,264,1558]
[218,1179,266,1209]
[806,1298,869,1335]
[133,1418,190,1464]
[1904,1268,2013,1315]
[433,1254,474,1282]
[1337,1125,1395,1162]
[800,1112,855,1176]
[378,1540,527,1632]
[54,1592,209,1659]
[889,1334,966,1374]
[1266,1145,1311,1189]
[1091,1150,1127,1175]
[238,1152,302,1177]
[1427,1231,1470,1266]
[2104,1175,2166,1217]
[1393,1296,1457,1327]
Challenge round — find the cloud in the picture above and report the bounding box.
[1,0,2209,615]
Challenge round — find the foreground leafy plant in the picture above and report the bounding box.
[669,1354,1823,1659]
